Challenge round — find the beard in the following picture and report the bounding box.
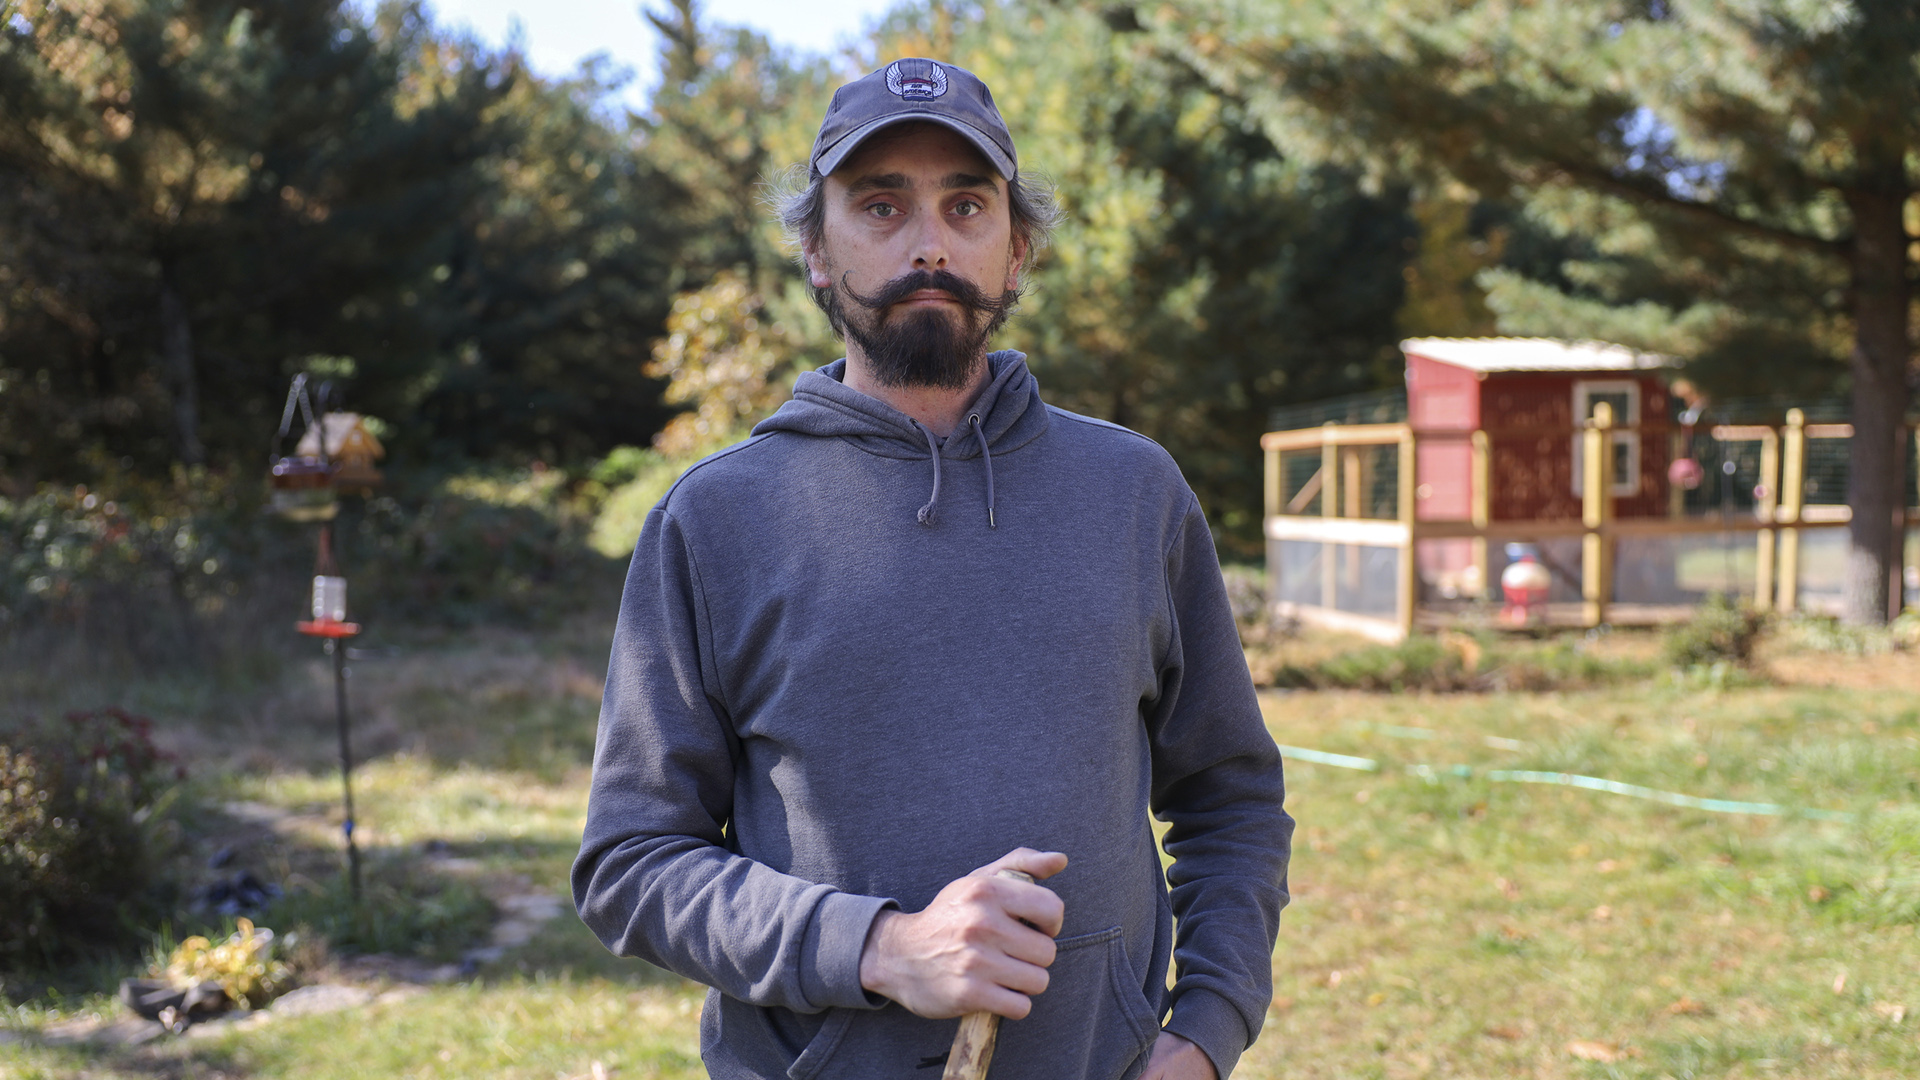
[827,268,1020,391]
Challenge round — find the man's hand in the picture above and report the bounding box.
[1141,1031,1218,1080]
[858,847,1068,1020]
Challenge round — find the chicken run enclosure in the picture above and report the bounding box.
[1262,338,1920,640]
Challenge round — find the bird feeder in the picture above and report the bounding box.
[269,456,337,521]
[268,372,369,899]
[296,413,385,495]
[268,374,337,521]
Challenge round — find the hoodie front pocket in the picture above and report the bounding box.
[989,926,1161,1080]
[786,1005,856,1080]
[785,927,1160,1080]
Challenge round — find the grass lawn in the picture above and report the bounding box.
[4,619,1917,1078]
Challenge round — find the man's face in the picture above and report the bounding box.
[807,123,1026,390]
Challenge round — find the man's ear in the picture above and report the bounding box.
[805,244,832,290]
[1006,232,1029,292]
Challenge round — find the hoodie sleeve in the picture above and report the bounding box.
[571,505,893,1013]
[1148,495,1294,1078]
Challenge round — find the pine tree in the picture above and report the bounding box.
[0,0,510,480]
[1150,0,1918,622]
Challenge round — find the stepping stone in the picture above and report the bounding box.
[270,984,372,1017]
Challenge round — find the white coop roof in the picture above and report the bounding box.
[1401,337,1671,373]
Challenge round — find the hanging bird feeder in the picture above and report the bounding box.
[296,412,385,496]
[268,371,371,899]
[268,375,337,522]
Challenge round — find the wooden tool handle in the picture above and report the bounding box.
[940,869,1035,1080]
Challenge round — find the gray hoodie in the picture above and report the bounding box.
[573,352,1291,1079]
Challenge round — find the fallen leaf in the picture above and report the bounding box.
[1807,885,1830,902]
[1596,859,1620,873]
[1591,905,1612,922]
[1483,1025,1522,1040]
[1366,991,1386,1006]
[1496,877,1521,900]
[1833,972,1848,994]
[1566,1040,1624,1063]
[1667,997,1709,1016]
[1873,1003,1907,1023]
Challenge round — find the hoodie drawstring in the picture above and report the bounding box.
[912,416,997,528]
[914,421,944,526]
[970,412,996,528]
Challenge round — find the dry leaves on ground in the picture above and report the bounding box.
[1566,1039,1636,1063]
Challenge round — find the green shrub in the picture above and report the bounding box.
[0,709,186,968]
[1254,631,1645,693]
[1663,593,1768,669]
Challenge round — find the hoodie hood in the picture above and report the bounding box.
[752,350,1049,461]
[752,351,1051,527]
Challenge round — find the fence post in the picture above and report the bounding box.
[1263,444,1280,521]
[1471,429,1491,598]
[1321,423,1338,612]
[1754,427,1780,610]
[1669,426,1687,519]
[1778,409,1805,614]
[1583,403,1613,627]
[1398,427,1418,639]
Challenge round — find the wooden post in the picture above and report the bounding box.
[1470,430,1491,598]
[1778,409,1805,613]
[1582,403,1614,627]
[1754,427,1779,610]
[1342,446,1364,590]
[1397,427,1418,639]
[1263,445,1281,520]
[1668,427,1687,519]
[1321,424,1338,611]
[1343,446,1365,519]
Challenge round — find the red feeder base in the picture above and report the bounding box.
[297,619,362,638]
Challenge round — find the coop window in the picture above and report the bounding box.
[1571,380,1640,498]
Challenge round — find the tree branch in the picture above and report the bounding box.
[1532,159,1845,258]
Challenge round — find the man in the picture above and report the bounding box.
[573,58,1292,1079]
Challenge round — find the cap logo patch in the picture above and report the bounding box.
[885,60,948,101]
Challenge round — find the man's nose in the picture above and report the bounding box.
[908,213,948,270]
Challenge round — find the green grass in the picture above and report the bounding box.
[1246,672,1920,1079]
[5,617,1919,1078]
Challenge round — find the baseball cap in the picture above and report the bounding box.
[809,58,1017,180]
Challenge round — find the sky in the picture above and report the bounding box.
[424,0,900,109]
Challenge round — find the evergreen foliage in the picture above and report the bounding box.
[870,1,1417,547]
[1147,0,1919,619]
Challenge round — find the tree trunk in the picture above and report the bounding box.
[158,269,205,466]
[1842,179,1912,625]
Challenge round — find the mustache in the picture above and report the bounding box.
[839,269,1019,316]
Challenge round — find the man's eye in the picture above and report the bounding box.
[867,203,900,218]
[951,200,983,217]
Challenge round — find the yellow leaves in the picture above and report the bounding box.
[158,916,290,1008]
[646,273,802,457]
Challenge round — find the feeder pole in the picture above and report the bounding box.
[328,633,362,900]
